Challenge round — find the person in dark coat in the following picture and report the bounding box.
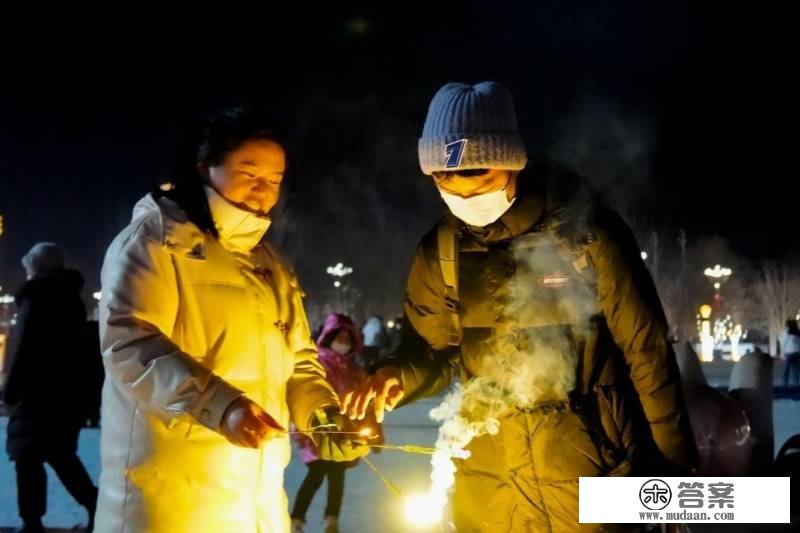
[3,242,98,533]
[782,319,800,386]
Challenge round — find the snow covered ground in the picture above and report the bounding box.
[2,360,799,531]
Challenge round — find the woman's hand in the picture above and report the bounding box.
[220,396,285,448]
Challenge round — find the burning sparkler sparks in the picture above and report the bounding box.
[403,493,444,527]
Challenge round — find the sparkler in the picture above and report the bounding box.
[367,444,469,459]
[288,424,457,528]
[362,457,402,497]
[287,426,466,457]
[285,430,370,436]
[363,453,453,530]
[285,424,374,437]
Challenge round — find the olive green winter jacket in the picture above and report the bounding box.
[384,159,696,530]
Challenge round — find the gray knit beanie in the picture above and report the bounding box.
[22,242,65,276]
[418,81,527,175]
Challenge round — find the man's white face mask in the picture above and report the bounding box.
[438,185,516,227]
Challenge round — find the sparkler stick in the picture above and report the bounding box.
[285,430,370,436]
[367,443,470,459]
[367,444,436,454]
[362,457,402,497]
[287,429,469,458]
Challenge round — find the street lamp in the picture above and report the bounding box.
[704,264,732,289]
[326,262,354,285]
[704,264,732,305]
[326,262,354,312]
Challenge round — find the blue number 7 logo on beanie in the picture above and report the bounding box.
[444,139,468,168]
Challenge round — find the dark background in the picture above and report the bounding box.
[0,2,795,321]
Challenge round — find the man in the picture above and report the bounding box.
[343,82,697,531]
[4,242,98,532]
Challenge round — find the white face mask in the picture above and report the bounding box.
[331,341,352,355]
[438,186,516,227]
[204,185,271,252]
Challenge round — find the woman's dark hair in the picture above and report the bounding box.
[787,319,800,335]
[156,106,294,236]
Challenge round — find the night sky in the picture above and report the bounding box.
[0,2,795,318]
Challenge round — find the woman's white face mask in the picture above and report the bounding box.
[438,186,516,227]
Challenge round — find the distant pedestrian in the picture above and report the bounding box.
[3,242,98,533]
[783,319,800,386]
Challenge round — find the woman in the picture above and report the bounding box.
[290,314,382,533]
[95,108,366,532]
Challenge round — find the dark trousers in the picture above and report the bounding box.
[15,451,98,525]
[784,352,800,386]
[291,460,346,520]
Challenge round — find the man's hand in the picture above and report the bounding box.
[312,409,370,462]
[220,396,285,448]
[340,366,404,423]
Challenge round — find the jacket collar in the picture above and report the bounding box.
[132,194,206,259]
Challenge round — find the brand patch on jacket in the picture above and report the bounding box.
[538,272,572,288]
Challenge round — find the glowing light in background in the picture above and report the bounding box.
[326,262,354,277]
[704,264,733,278]
[699,304,714,362]
[730,324,746,362]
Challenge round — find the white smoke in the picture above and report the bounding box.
[416,225,599,522]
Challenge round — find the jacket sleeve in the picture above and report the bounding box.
[380,239,460,405]
[2,299,33,406]
[285,279,338,433]
[99,221,243,431]
[588,207,697,471]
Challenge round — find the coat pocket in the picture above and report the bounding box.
[594,385,634,466]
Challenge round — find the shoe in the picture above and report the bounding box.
[85,504,96,531]
[324,515,339,533]
[84,488,98,532]
[291,518,305,533]
[16,521,45,533]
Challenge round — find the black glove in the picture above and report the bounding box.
[311,408,370,462]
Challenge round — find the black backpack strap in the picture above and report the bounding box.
[437,219,462,346]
